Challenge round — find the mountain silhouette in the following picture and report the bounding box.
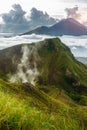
[22,18,87,36]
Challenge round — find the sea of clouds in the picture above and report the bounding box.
[0,33,87,57]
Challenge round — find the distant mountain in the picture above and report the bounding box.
[22,18,87,36]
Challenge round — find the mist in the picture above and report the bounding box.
[10,45,40,85]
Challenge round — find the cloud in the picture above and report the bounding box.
[59,35,87,57]
[0,4,57,34]
[0,34,53,49]
[1,4,29,34]
[64,6,87,25]
[29,8,57,27]
[65,6,81,20]
[71,46,77,50]
[0,33,87,57]
[2,4,26,24]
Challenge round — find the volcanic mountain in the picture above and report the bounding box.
[22,18,87,36]
[0,38,87,129]
[0,38,87,101]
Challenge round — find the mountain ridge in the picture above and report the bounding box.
[21,18,87,36]
[0,38,87,129]
[0,38,87,104]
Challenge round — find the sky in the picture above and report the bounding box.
[0,0,87,27]
[0,0,87,17]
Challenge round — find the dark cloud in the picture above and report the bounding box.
[30,8,56,26]
[2,4,26,24]
[1,4,29,34]
[65,6,81,19]
[0,4,57,34]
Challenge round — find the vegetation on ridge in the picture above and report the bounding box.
[0,38,87,129]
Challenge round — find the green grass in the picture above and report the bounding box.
[0,38,87,129]
[0,90,83,130]
[0,79,86,130]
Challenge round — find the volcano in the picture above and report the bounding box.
[22,18,87,36]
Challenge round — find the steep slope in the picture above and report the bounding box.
[0,75,87,130]
[0,38,87,129]
[22,18,87,36]
[0,38,87,104]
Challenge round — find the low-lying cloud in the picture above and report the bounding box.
[0,33,87,57]
[0,34,53,49]
[60,35,87,57]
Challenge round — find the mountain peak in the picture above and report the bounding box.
[58,18,86,28]
[0,38,87,98]
[0,38,87,129]
[61,18,79,22]
[22,18,87,36]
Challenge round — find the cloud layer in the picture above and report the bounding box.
[0,4,57,34]
[60,35,87,57]
[0,34,87,57]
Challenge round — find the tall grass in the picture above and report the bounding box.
[0,90,85,130]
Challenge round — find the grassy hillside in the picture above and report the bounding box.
[0,78,87,130]
[0,38,87,129]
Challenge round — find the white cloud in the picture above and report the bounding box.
[0,17,4,24]
[0,34,87,57]
[0,34,53,49]
[65,6,81,19]
[71,46,77,50]
[59,35,87,57]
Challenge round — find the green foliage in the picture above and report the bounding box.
[0,79,86,130]
[0,38,87,129]
[79,96,87,105]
